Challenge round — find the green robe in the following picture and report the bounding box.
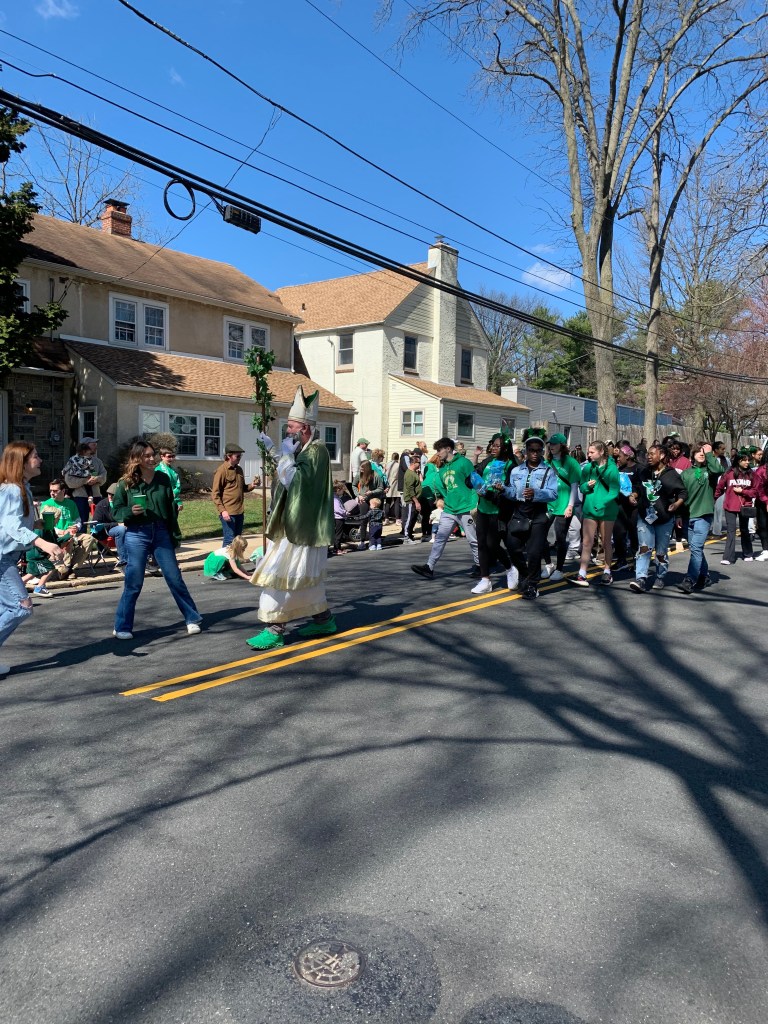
[267,439,334,547]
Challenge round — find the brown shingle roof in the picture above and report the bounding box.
[17,338,74,375]
[25,215,295,321]
[276,264,431,333]
[65,342,354,412]
[391,376,529,410]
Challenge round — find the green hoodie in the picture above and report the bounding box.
[681,453,722,518]
[435,454,477,515]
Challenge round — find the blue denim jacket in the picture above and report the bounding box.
[0,483,38,557]
[503,462,558,504]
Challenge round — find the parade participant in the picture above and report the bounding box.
[155,447,183,511]
[715,448,756,565]
[570,441,621,587]
[501,428,557,600]
[677,443,722,593]
[541,433,581,582]
[0,443,63,670]
[629,444,687,593]
[469,432,517,595]
[411,438,479,581]
[247,387,335,650]
[111,442,202,640]
[751,446,768,560]
[612,444,642,572]
[211,443,261,547]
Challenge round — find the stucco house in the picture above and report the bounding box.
[10,203,354,485]
[276,241,529,456]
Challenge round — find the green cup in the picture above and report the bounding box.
[42,510,56,531]
[132,492,147,512]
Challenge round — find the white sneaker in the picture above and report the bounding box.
[187,622,202,635]
[540,563,555,579]
[112,630,133,640]
[756,550,768,561]
[744,556,754,562]
[506,566,519,590]
[549,569,564,582]
[471,578,493,595]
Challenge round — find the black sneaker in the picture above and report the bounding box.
[469,564,482,578]
[521,584,538,600]
[612,560,629,574]
[629,578,646,593]
[693,575,712,590]
[411,564,434,580]
[677,577,694,594]
[599,573,613,586]
[652,577,665,590]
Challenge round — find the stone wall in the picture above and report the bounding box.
[9,371,71,492]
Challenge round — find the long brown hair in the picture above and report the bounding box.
[0,441,35,515]
[121,441,155,488]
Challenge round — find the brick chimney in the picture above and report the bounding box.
[100,199,132,237]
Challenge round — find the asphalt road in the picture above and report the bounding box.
[1,537,766,1024]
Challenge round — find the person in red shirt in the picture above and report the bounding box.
[714,448,755,564]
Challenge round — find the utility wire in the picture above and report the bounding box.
[2,30,748,342]
[114,0,663,322]
[3,86,766,387]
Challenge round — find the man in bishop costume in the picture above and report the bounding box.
[247,385,336,650]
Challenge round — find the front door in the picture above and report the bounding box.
[238,411,263,482]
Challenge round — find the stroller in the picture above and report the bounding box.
[338,482,370,545]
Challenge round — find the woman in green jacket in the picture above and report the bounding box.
[570,441,620,587]
[111,441,202,640]
[677,443,722,593]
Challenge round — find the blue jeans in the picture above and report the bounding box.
[635,517,676,581]
[0,555,33,650]
[685,515,712,582]
[220,513,244,547]
[114,522,201,633]
[107,524,127,562]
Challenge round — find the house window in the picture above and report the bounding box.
[338,332,354,367]
[225,318,270,361]
[500,417,516,439]
[404,335,418,372]
[457,412,475,438]
[139,408,223,459]
[322,424,339,462]
[460,347,473,382]
[401,410,424,437]
[110,294,169,349]
[15,279,30,313]
[78,407,98,441]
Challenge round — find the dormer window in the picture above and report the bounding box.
[225,318,269,361]
[110,294,168,349]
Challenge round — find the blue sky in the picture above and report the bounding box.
[1,0,587,313]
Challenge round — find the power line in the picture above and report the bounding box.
[114,0,665,322]
[3,31,750,344]
[3,86,767,387]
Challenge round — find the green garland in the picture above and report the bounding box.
[244,347,277,477]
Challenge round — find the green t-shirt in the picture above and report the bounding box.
[547,455,582,516]
[40,496,80,534]
[436,454,477,516]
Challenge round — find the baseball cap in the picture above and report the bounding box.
[549,432,567,445]
[357,437,370,445]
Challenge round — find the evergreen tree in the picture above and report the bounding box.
[0,105,67,379]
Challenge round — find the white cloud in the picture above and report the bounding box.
[35,0,79,18]
[169,67,185,87]
[521,261,573,294]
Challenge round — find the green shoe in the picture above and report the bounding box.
[296,616,337,638]
[246,629,285,650]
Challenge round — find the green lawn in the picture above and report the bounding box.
[178,494,265,541]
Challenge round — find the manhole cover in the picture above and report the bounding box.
[294,939,364,989]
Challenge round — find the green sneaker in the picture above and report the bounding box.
[296,616,338,638]
[246,629,285,650]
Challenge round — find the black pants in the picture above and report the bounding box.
[420,496,435,541]
[402,502,419,539]
[546,514,570,571]
[756,501,768,550]
[333,519,344,551]
[476,510,511,577]
[723,509,754,562]
[613,509,638,563]
[505,513,549,588]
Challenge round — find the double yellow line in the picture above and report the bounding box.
[121,578,570,703]
[122,539,712,703]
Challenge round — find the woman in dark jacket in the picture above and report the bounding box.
[111,441,202,640]
[353,461,385,549]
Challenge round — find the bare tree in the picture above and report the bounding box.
[473,289,555,391]
[382,0,768,439]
